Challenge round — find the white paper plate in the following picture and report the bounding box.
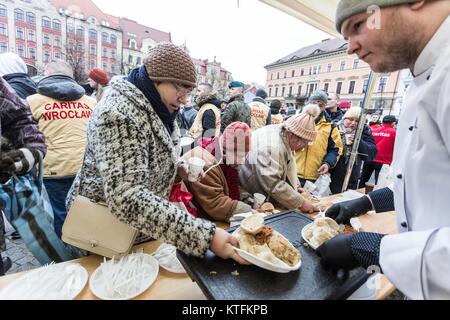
[0,263,88,300]
[233,228,301,273]
[301,223,318,250]
[89,253,159,300]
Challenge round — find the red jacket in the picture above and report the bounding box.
[372,124,396,165]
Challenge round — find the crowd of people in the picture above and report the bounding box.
[0,0,449,300]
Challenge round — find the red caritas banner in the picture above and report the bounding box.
[42,102,92,121]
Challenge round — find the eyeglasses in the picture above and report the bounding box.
[172,83,193,97]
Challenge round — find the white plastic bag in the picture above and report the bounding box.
[375,165,393,190]
[314,174,332,197]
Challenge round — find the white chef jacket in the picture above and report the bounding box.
[379,15,450,300]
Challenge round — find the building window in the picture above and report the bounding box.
[43,51,50,62]
[336,82,342,94]
[340,61,346,71]
[110,35,117,44]
[90,60,96,69]
[111,49,116,59]
[102,47,107,57]
[284,71,287,79]
[269,88,272,97]
[43,33,50,45]
[26,12,35,24]
[348,80,356,94]
[291,70,295,77]
[281,87,286,97]
[289,86,293,96]
[54,51,60,59]
[128,39,137,50]
[102,63,107,70]
[313,66,317,75]
[324,83,329,92]
[128,55,133,63]
[16,27,25,40]
[327,64,332,73]
[54,36,60,47]
[28,48,36,60]
[42,17,51,29]
[318,66,322,74]
[270,73,273,80]
[76,27,84,37]
[90,44,96,55]
[89,29,97,40]
[111,64,115,73]
[28,29,36,41]
[136,57,141,65]
[0,23,6,36]
[53,19,61,31]
[67,24,75,34]
[300,68,304,76]
[17,45,25,57]
[14,9,25,22]
[309,67,312,75]
[277,72,279,79]
[378,77,388,92]
[0,5,6,17]
[102,32,108,43]
[275,87,278,97]
[363,79,369,93]
[353,59,359,69]
[0,42,8,53]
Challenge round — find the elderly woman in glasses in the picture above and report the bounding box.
[67,42,246,264]
[329,107,378,194]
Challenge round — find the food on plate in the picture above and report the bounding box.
[237,216,301,267]
[304,217,340,248]
[240,214,265,235]
[257,202,275,214]
[342,225,357,234]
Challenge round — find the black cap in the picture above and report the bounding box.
[383,115,397,124]
[256,89,268,100]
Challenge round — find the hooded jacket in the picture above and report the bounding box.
[2,73,37,99]
[27,75,96,177]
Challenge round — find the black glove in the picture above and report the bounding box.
[0,148,39,175]
[317,232,385,271]
[325,196,372,224]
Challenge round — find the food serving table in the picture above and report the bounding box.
[0,192,397,300]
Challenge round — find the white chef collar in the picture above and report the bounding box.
[413,15,450,77]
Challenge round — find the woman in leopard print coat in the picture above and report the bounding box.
[67,43,246,263]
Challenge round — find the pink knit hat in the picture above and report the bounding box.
[284,104,320,142]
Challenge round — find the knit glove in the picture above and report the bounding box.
[325,196,373,224]
[0,148,40,175]
[317,232,385,271]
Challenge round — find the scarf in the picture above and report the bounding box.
[128,65,177,135]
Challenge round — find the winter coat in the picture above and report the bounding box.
[372,123,396,165]
[66,77,215,257]
[27,75,96,177]
[330,122,377,194]
[325,107,344,125]
[189,94,221,139]
[221,95,251,131]
[295,114,343,181]
[0,78,46,157]
[239,124,305,210]
[2,73,37,99]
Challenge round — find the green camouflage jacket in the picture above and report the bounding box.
[221,95,251,131]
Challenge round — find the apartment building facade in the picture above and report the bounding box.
[265,38,404,115]
[193,57,233,98]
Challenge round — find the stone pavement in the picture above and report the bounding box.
[3,232,41,275]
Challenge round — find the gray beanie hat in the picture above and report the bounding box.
[308,90,328,105]
[336,0,421,33]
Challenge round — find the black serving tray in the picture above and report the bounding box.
[177,211,369,300]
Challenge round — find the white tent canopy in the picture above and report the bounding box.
[258,0,341,37]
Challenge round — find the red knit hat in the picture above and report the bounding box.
[221,122,251,165]
[89,68,109,85]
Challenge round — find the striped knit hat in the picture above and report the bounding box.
[285,104,321,142]
[144,42,197,88]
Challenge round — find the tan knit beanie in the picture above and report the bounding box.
[144,42,197,87]
[285,104,321,142]
[343,106,362,120]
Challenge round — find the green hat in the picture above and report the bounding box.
[228,81,245,89]
[308,90,328,105]
[335,0,421,33]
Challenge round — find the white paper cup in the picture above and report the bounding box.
[253,193,266,209]
[188,157,205,182]
[345,134,354,145]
